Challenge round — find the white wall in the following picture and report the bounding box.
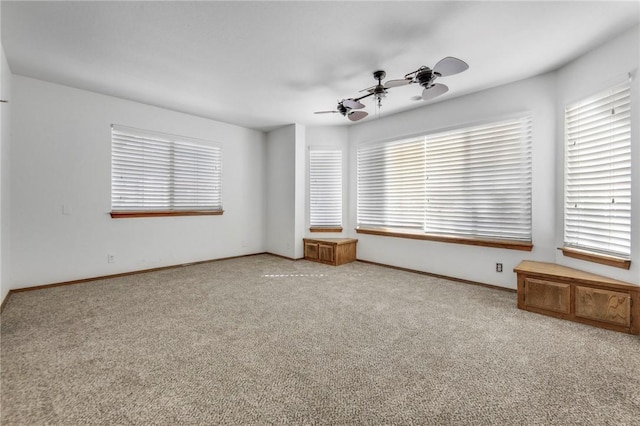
[266,125,296,258]
[348,74,557,289]
[555,25,639,284]
[293,124,306,258]
[10,76,267,289]
[265,123,307,259]
[305,126,349,238]
[0,43,12,303]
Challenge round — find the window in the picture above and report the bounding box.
[357,117,532,250]
[563,81,631,268]
[424,118,532,241]
[357,138,426,230]
[309,149,342,231]
[111,125,222,218]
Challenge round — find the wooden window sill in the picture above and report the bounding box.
[310,227,343,233]
[559,247,631,270]
[356,227,533,251]
[111,210,224,219]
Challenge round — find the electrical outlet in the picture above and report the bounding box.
[108,254,116,264]
[496,263,503,272]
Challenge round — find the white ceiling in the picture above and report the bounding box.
[2,1,639,131]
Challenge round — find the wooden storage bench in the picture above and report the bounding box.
[303,238,357,266]
[514,260,639,334]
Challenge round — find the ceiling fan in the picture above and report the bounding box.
[384,56,469,101]
[315,57,468,121]
[314,98,369,122]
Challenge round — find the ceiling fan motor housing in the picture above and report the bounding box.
[373,85,386,95]
[416,67,435,88]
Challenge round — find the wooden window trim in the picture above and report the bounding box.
[309,227,343,233]
[559,247,631,270]
[111,210,224,219]
[356,227,533,251]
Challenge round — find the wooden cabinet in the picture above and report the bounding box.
[303,238,357,266]
[514,260,639,335]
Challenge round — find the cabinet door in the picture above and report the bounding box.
[305,242,319,260]
[524,278,571,314]
[575,286,631,326]
[318,244,335,263]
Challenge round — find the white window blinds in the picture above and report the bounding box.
[309,149,342,228]
[357,116,532,242]
[111,125,222,212]
[357,138,426,230]
[564,81,631,258]
[425,118,532,241]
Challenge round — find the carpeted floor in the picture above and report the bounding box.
[1,254,639,425]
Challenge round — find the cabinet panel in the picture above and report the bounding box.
[524,278,570,314]
[336,242,357,266]
[575,286,630,326]
[318,244,334,263]
[304,242,319,260]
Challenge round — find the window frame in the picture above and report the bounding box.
[308,147,343,232]
[561,80,632,269]
[356,116,533,251]
[110,125,223,219]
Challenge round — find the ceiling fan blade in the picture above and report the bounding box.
[314,110,339,114]
[343,99,365,109]
[385,78,412,88]
[422,83,448,100]
[348,110,368,122]
[433,57,469,77]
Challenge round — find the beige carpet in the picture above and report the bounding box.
[1,254,639,425]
